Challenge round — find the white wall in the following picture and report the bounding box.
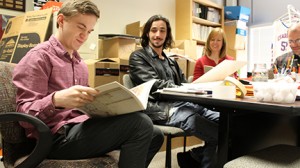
[248,25,274,72]
[239,0,300,26]
[47,0,175,35]
[97,0,176,35]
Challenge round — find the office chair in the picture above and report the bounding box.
[123,74,189,168]
[0,61,118,168]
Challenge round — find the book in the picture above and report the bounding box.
[193,60,247,83]
[157,81,223,95]
[159,87,211,95]
[77,79,156,117]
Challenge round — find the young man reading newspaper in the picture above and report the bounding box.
[12,1,163,167]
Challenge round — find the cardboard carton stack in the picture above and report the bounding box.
[224,6,251,78]
[126,21,144,37]
[86,35,137,87]
[173,40,197,78]
[85,58,120,88]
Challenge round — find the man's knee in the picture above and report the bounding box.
[129,112,154,132]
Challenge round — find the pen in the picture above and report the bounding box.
[290,55,295,69]
[287,57,291,69]
[273,64,278,74]
[281,63,286,74]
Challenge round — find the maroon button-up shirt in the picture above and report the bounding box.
[13,35,89,138]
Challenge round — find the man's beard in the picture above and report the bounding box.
[150,41,164,49]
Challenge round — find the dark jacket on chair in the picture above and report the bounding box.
[129,46,187,121]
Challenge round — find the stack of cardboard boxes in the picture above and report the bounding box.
[85,35,137,87]
[171,40,197,78]
[224,6,251,78]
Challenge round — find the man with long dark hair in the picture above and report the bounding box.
[129,14,219,168]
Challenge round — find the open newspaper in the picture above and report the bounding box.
[77,79,156,117]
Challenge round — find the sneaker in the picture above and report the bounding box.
[177,151,200,168]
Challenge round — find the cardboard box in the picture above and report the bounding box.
[225,24,247,50]
[174,40,197,60]
[168,48,188,76]
[235,28,247,36]
[225,6,251,22]
[119,58,129,85]
[11,8,53,63]
[187,60,196,79]
[176,58,188,76]
[225,20,248,36]
[0,14,24,62]
[225,20,247,29]
[126,21,144,37]
[99,36,136,59]
[85,58,120,87]
[227,48,247,60]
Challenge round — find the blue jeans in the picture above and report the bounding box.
[166,101,219,168]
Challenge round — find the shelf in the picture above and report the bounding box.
[193,39,206,45]
[175,0,224,45]
[193,0,222,9]
[192,16,222,27]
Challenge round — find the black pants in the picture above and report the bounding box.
[48,112,164,168]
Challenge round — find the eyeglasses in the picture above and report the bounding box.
[288,39,300,45]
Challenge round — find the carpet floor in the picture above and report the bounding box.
[149,145,201,168]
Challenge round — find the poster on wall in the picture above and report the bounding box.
[0,0,25,12]
[0,14,14,40]
[0,15,24,62]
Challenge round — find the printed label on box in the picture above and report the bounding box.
[96,68,120,76]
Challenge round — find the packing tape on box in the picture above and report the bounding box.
[224,76,247,98]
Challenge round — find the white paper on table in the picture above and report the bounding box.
[193,60,247,83]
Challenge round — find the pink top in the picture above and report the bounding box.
[13,35,89,139]
[193,55,235,81]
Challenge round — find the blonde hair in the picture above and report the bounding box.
[204,27,227,58]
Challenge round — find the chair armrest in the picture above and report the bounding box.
[0,112,52,168]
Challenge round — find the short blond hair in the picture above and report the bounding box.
[57,0,100,27]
